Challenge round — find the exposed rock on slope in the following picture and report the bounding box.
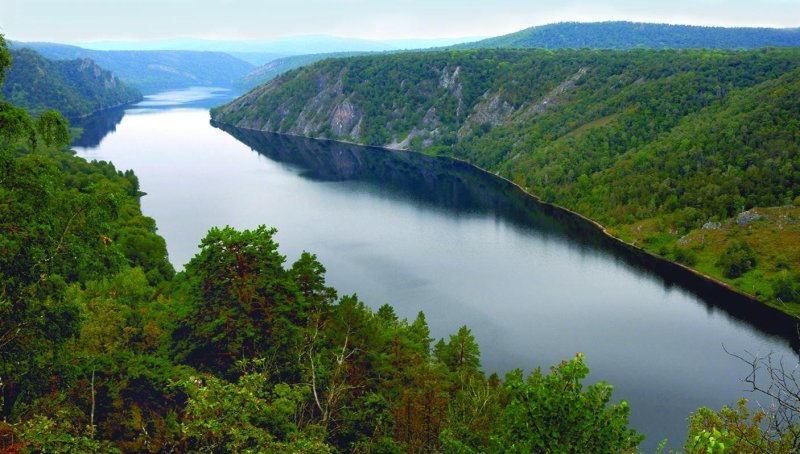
[212,51,591,150]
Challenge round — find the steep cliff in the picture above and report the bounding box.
[213,49,574,148]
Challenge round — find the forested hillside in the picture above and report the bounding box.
[9,41,254,92]
[212,48,800,313]
[233,22,800,91]
[2,48,141,118]
[455,21,800,50]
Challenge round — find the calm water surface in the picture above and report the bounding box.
[75,87,798,450]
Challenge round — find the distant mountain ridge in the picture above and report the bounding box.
[10,41,254,92]
[2,48,141,118]
[72,35,484,54]
[235,21,800,91]
[74,35,396,54]
[455,21,800,50]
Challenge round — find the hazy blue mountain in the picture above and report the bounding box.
[2,48,141,118]
[384,36,487,49]
[72,35,483,67]
[74,35,396,54]
[454,21,800,50]
[10,41,254,92]
[234,37,485,89]
[226,52,292,66]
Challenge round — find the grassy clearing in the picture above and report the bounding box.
[621,206,800,316]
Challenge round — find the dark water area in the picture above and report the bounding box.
[71,106,126,148]
[221,125,800,349]
[76,88,799,451]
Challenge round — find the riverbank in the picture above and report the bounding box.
[212,119,800,320]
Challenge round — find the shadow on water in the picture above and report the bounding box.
[215,123,800,352]
[71,106,127,148]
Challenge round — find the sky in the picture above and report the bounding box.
[2,0,799,44]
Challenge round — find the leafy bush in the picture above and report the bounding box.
[772,271,800,304]
[673,246,698,266]
[717,240,757,278]
[490,354,642,453]
[686,399,796,453]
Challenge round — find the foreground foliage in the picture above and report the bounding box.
[686,398,800,453]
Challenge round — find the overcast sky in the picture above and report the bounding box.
[2,0,798,43]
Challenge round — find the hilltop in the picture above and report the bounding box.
[236,22,800,91]
[455,21,800,50]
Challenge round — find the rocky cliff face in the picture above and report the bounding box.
[219,69,364,138]
[211,51,587,151]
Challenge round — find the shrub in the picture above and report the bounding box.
[772,271,800,304]
[717,240,757,278]
[673,246,698,266]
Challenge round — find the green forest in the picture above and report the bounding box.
[236,22,800,92]
[2,48,142,119]
[212,47,800,315]
[454,22,800,50]
[4,34,800,452]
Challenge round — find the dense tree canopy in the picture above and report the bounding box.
[454,22,800,50]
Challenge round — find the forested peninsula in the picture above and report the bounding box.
[211,48,800,315]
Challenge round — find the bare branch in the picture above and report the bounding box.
[724,341,800,450]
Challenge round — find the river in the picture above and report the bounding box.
[74,87,798,451]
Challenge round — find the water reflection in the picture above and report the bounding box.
[137,87,236,109]
[216,124,800,354]
[72,87,239,147]
[71,106,126,148]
